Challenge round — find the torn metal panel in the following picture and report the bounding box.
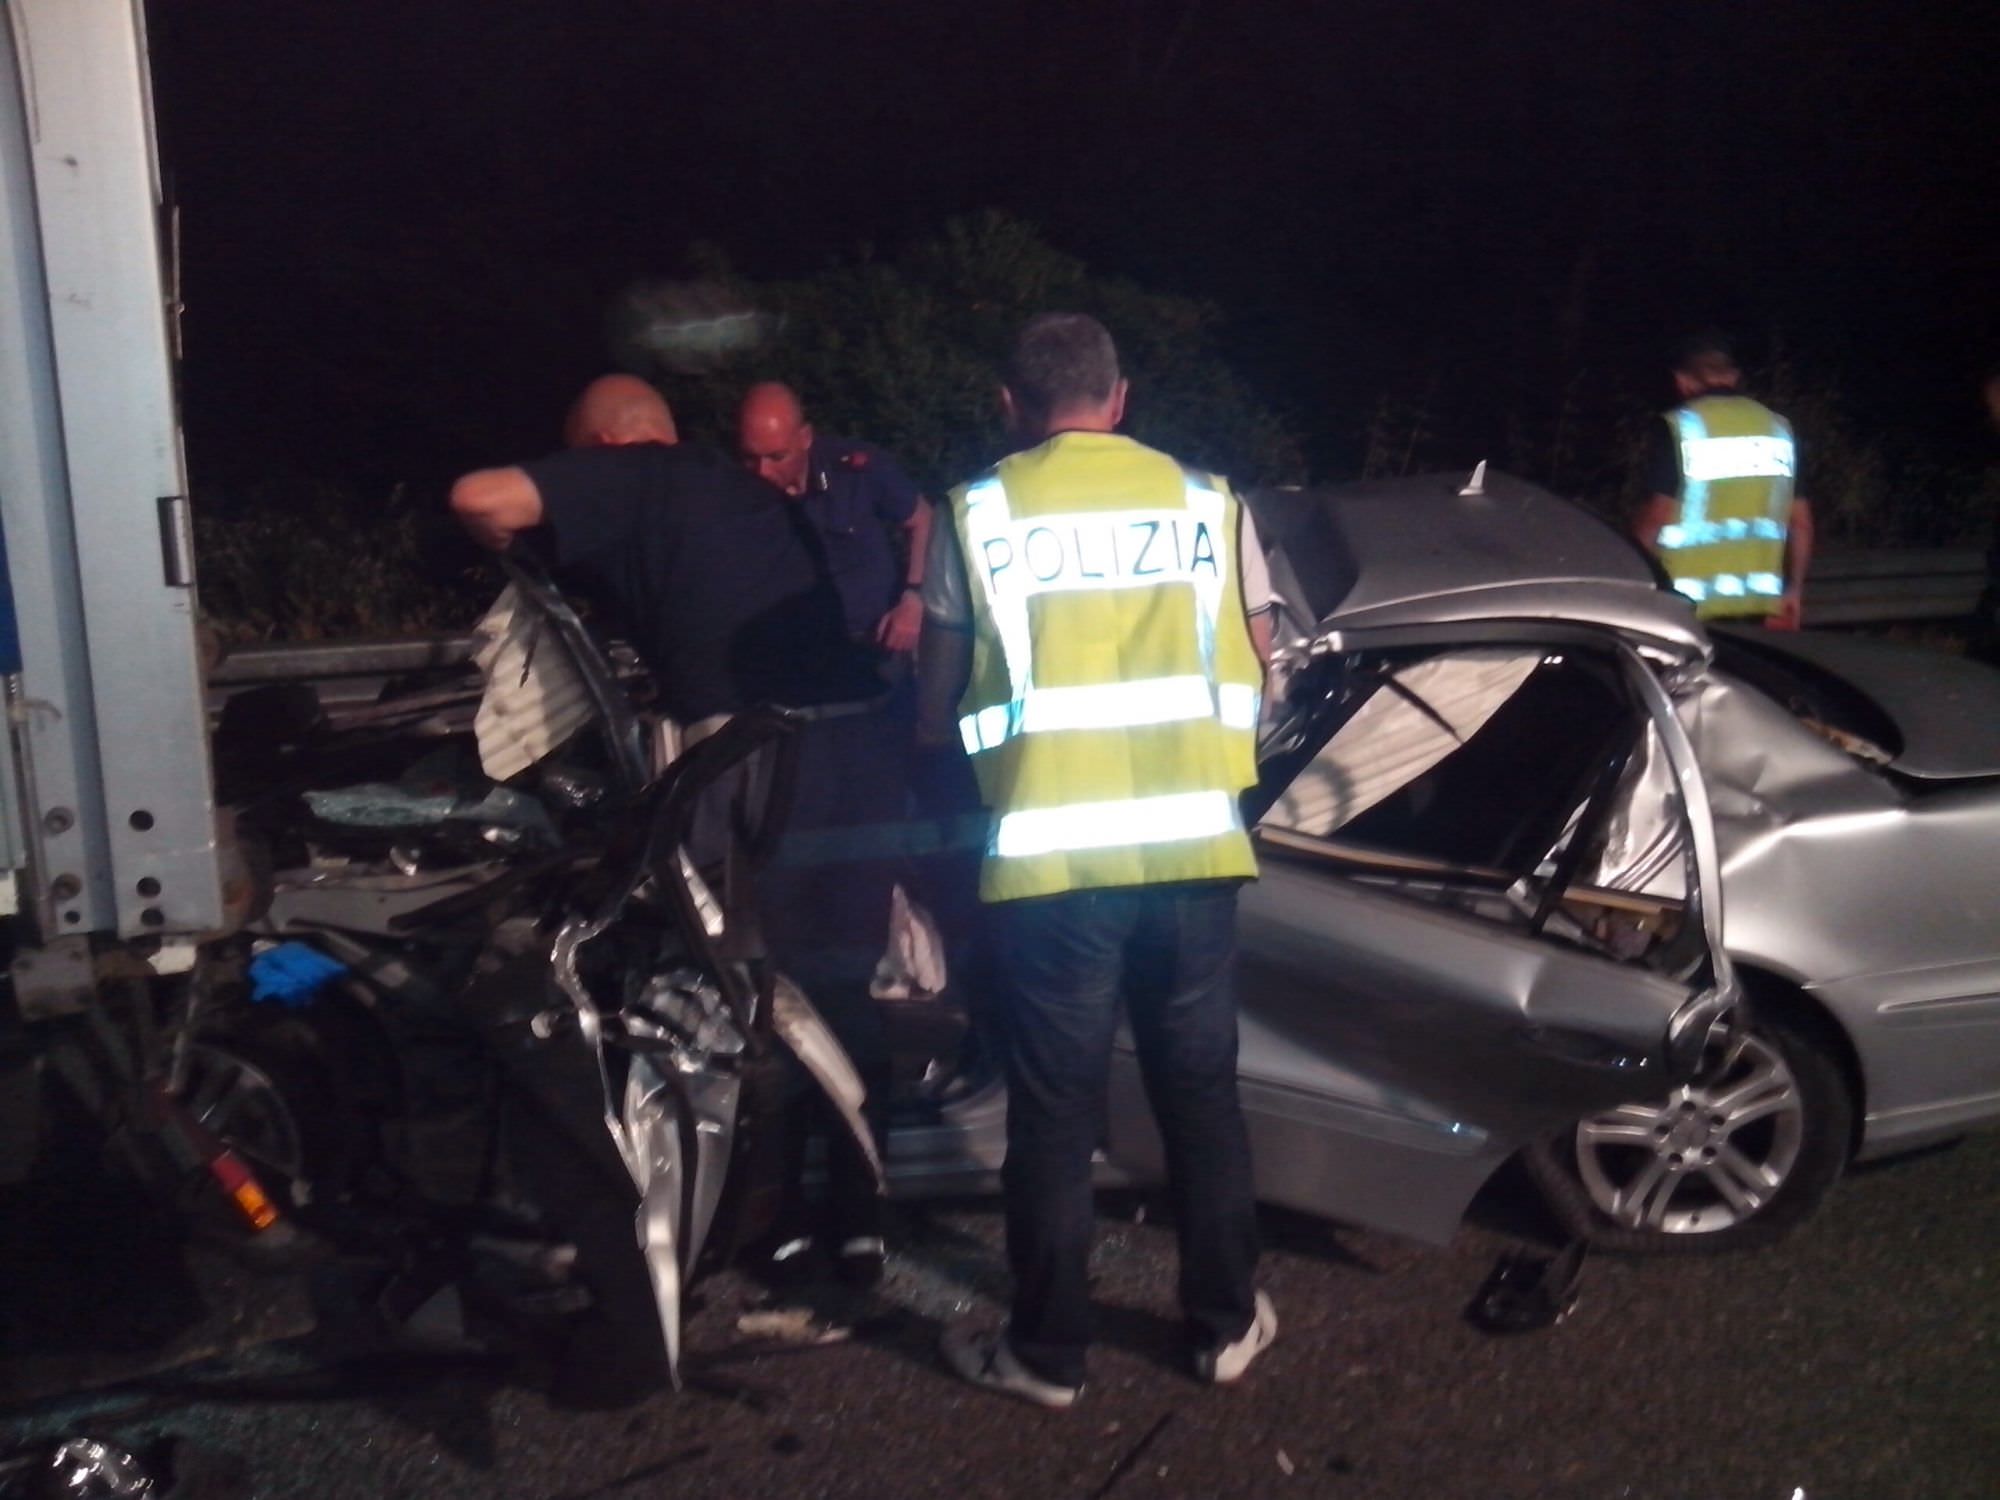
[1678,666,2000,1154]
[770,975,884,1193]
[1718,626,2000,780]
[471,584,594,782]
[622,1066,687,1387]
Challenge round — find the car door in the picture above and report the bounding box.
[1104,626,1734,1245]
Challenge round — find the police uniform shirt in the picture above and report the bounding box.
[795,438,923,639]
[521,442,873,722]
[921,440,1277,631]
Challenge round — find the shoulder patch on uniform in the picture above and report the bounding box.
[838,448,870,470]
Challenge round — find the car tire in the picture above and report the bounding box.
[177,1017,359,1203]
[1524,1003,1853,1254]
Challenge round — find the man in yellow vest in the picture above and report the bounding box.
[916,314,1277,1407]
[1635,332,1815,629]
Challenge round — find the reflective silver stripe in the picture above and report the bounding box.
[1218,682,1259,730]
[1655,516,1786,550]
[956,675,1261,751]
[1674,409,1711,533]
[993,789,1241,860]
[958,674,1220,752]
[1674,571,1785,605]
[1680,433,1796,481]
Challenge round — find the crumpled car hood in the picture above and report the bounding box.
[1713,626,2000,781]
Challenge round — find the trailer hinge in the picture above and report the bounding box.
[157,494,194,587]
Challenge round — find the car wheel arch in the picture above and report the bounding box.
[1519,965,1865,1253]
[1731,963,1867,1164]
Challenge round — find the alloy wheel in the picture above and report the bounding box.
[1571,1026,1804,1235]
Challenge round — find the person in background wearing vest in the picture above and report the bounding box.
[915,313,1278,1408]
[1634,331,1815,629]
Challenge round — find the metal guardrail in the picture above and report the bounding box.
[207,635,479,684]
[206,634,480,718]
[205,631,648,728]
[1803,547,1987,626]
[205,548,1991,703]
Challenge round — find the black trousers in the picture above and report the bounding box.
[758,703,905,1241]
[989,882,1260,1388]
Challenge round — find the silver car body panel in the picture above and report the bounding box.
[770,975,885,1192]
[1256,476,2000,1175]
[1718,627,2000,780]
[622,1066,688,1386]
[1103,627,1725,1245]
[1249,474,1706,661]
[1681,669,2000,1157]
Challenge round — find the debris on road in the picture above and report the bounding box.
[733,1308,852,1346]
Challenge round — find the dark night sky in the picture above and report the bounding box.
[147,0,1998,495]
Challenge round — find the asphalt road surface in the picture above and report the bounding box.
[7,1133,1996,1500]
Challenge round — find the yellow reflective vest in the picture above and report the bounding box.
[948,431,1263,903]
[1657,394,1797,620]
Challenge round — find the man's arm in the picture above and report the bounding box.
[1633,418,1681,556]
[1250,610,1274,667]
[1235,497,1276,670]
[902,495,934,589]
[450,466,544,551]
[876,495,934,652]
[1770,497,1814,630]
[914,501,973,746]
[1634,493,1678,556]
[915,619,972,748]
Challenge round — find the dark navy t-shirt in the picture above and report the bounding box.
[521,443,874,722]
[794,438,921,638]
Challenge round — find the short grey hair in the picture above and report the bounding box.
[1006,313,1121,425]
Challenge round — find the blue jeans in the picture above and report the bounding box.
[990,882,1260,1388]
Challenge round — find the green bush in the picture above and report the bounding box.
[194,480,490,644]
[196,215,1304,641]
[624,212,1304,494]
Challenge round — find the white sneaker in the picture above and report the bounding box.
[1194,1291,1277,1384]
[940,1322,1082,1410]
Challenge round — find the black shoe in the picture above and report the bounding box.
[746,1230,822,1290]
[833,1235,885,1289]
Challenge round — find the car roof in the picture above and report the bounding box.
[1246,468,1707,657]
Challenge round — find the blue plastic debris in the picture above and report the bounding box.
[248,942,349,1007]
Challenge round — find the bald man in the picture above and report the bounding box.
[458,378,905,1289]
[562,372,678,449]
[738,383,933,657]
[451,374,871,724]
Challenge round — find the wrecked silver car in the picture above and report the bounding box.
[894,469,1999,1256]
[168,480,1999,1399]
[176,563,881,1397]
[1213,469,2000,1251]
